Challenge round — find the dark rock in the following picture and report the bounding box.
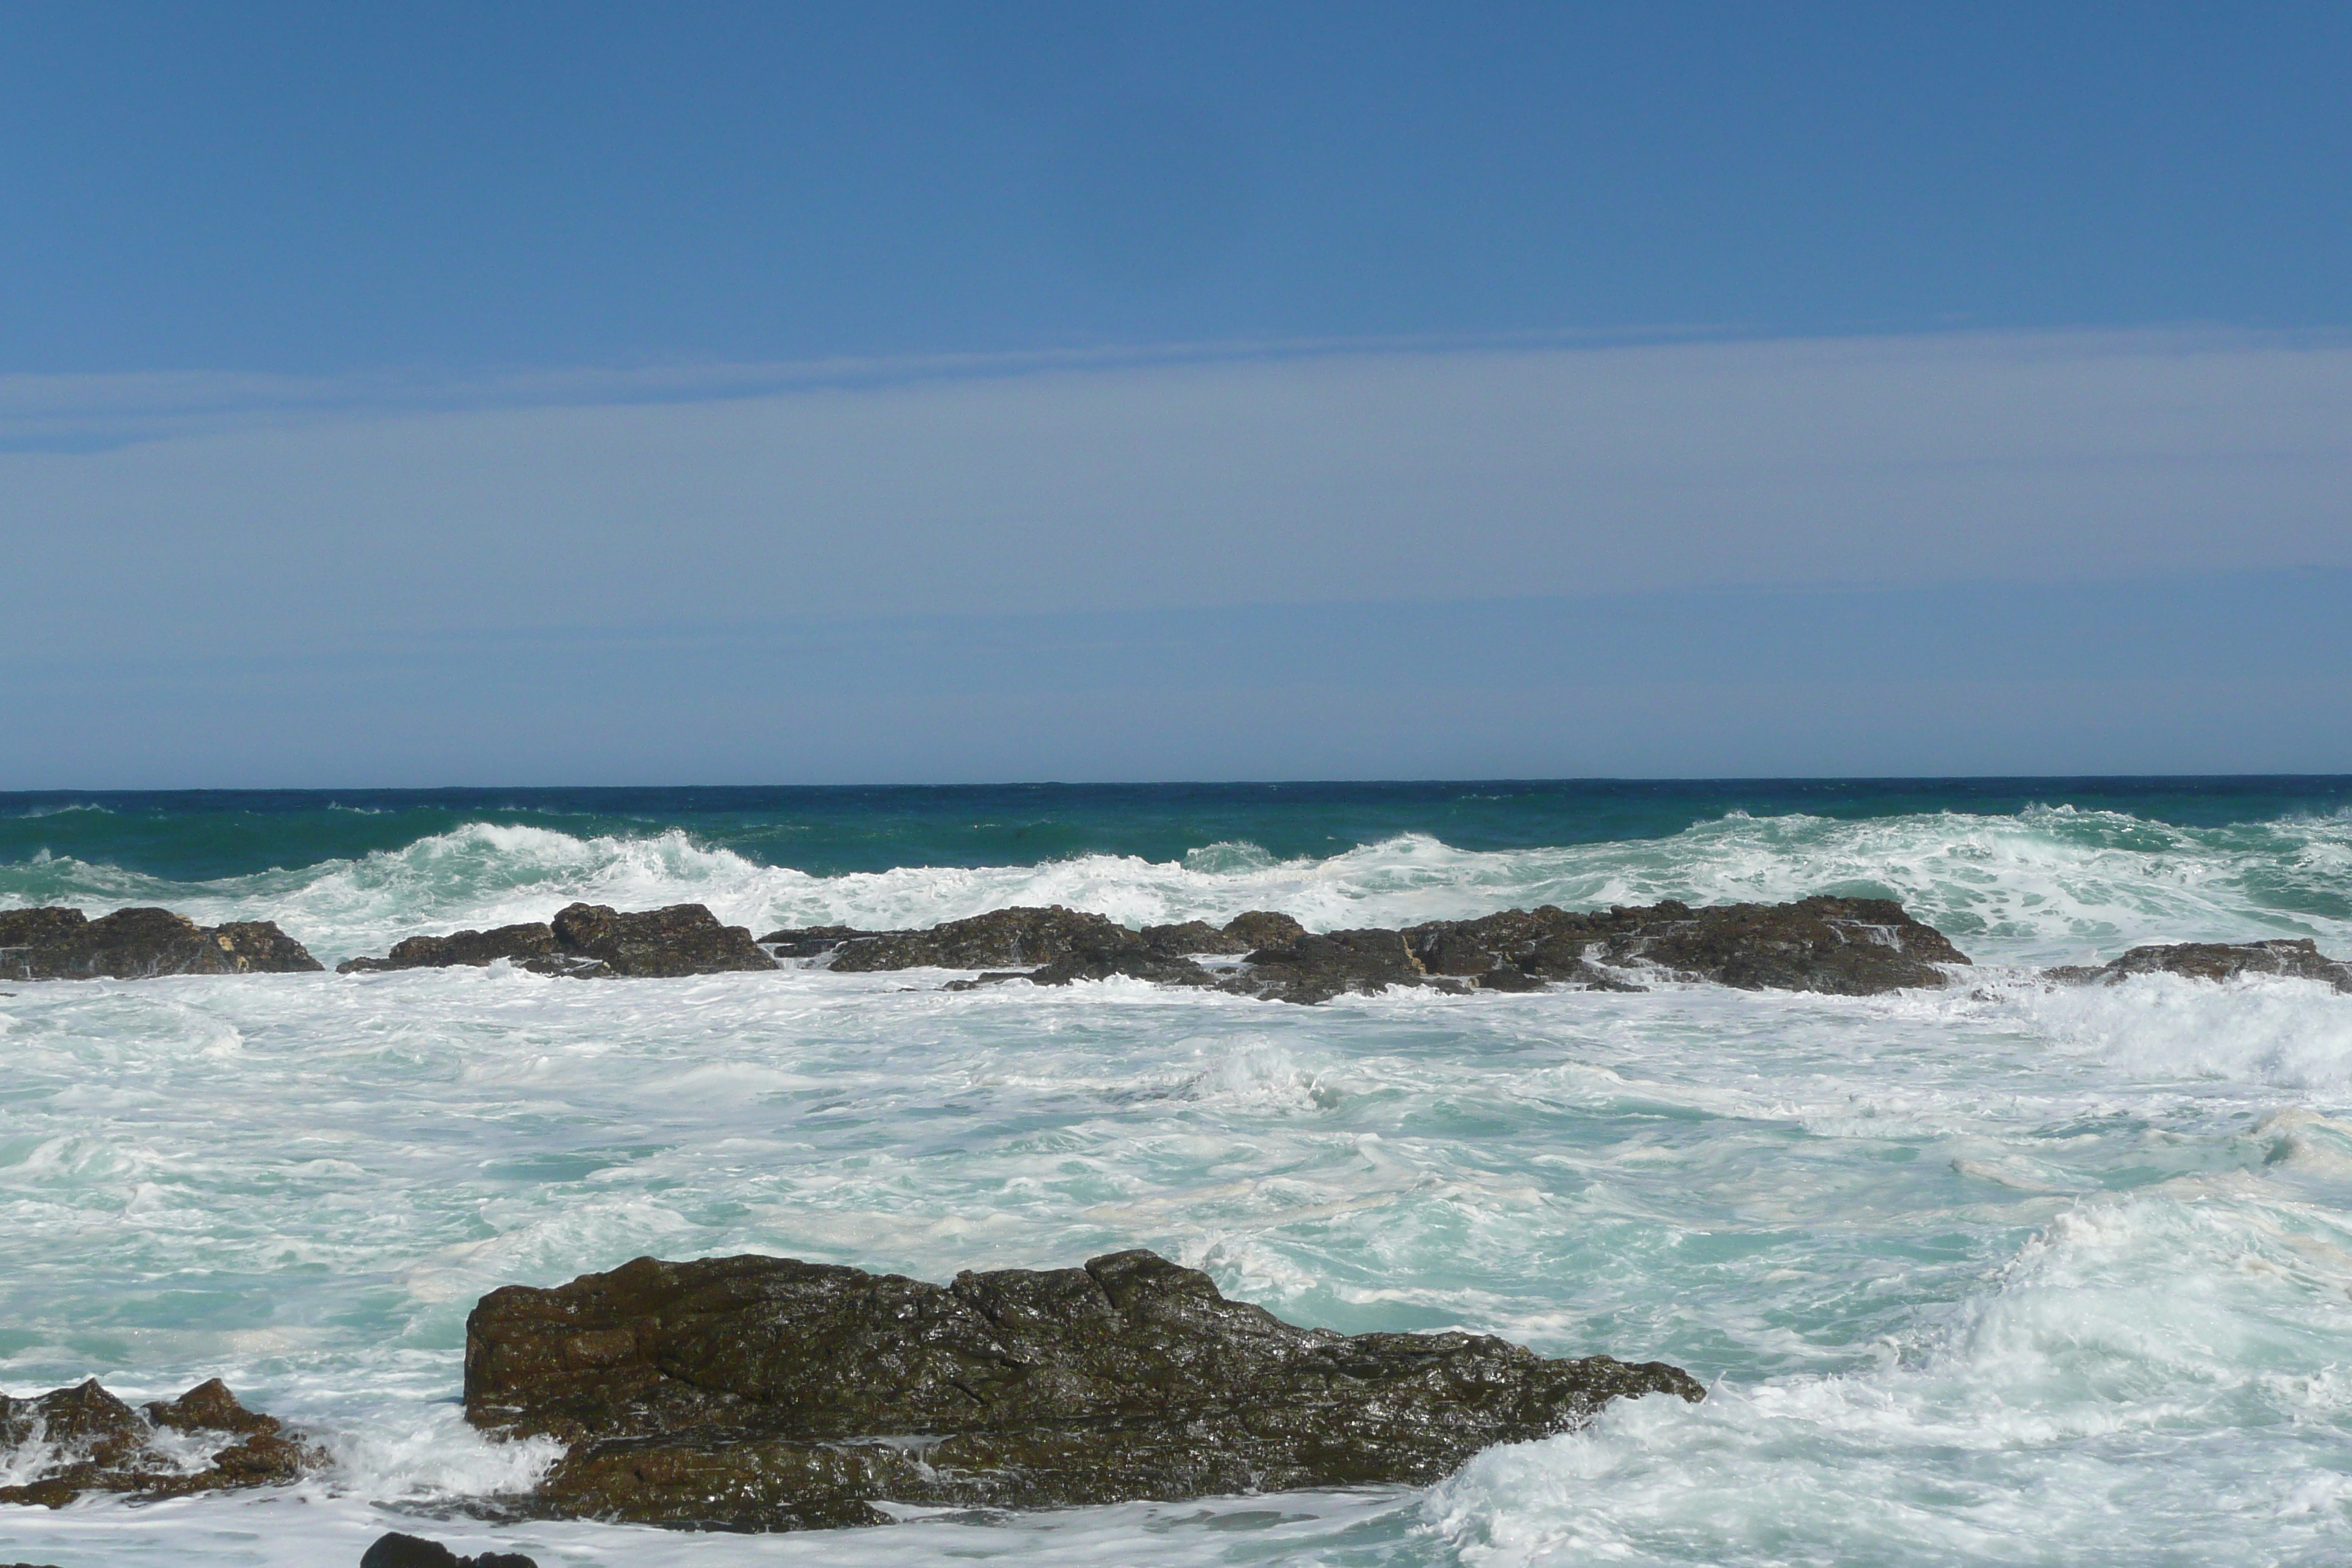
[0,907,88,948]
[1026,951,1222,989]
[550,902,777,977]
[830,905,1144,972]
[939,970,1041,991]
[1474,966,1550,992]
[0,907,323,982]
[338,923,569,976]
[1139,919,1251,957]
[1223,928,1463,1005]
[464,1248,1699,1532]
[361,1531,539,1568]
[1221,911,1306,951]
[1400,897,1966,996]
[0,1377,316,1507]
[339,903,775,979]
[2046,938,2352,992]
[755,924,883,957]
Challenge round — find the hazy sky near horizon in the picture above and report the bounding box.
[4,2,2348,785]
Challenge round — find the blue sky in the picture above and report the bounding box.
[3,3,2348,784]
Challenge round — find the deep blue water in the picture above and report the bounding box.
[5,777,2348,884]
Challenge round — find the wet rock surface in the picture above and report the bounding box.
[0,906,321,981]
[361,1533,539,1568]
[340,903,775,978]
[464,1248,1700,1531]
[2045,938,2352,992]
[0,1378,316,1507]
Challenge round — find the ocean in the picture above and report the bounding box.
[4,778,2351,1567]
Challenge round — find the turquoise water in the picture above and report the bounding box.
[4,780,2351,1566]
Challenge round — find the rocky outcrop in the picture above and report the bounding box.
[2046,938,2352,992]
[464,1248,1700,1532]
[362,1534,538,1568]
[0,907,322,982]
[339,903,776,978]
[0,1378,314,1507]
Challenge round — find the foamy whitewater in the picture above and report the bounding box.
[4,784,2351,1566]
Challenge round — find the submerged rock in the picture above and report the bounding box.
[0,1378,315,1507]
[0,906,322,982]
[361,1533,538,1568]
[464,1248,1700,1531]
[339,903,775,978]
[2045,938,2352,992]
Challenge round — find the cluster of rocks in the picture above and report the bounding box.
[0,905,319,981]
[0,1378,313,1508]
[462,1247,1702,1531]
[763,893,1974,1000]
[338,901,773,978]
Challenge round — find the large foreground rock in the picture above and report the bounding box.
[464,1249,1700,1531]
[0,1378,314,1507]
[341,903,775,977]
[0,907,321,982]
[2046,938,2352,992]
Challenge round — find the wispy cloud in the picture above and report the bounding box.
[4,326,2349,783]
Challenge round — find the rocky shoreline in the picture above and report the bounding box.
[10,894,2350,998]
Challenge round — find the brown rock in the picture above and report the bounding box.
[0,1378,315,1507]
